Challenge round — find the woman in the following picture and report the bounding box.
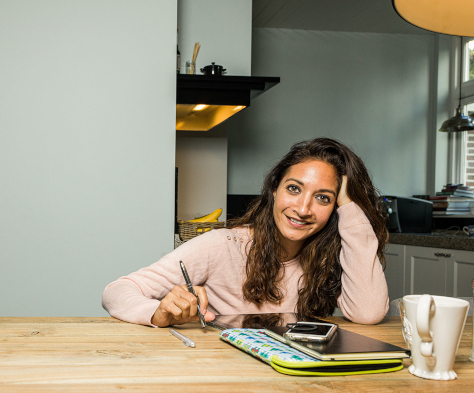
[102,138,389,327]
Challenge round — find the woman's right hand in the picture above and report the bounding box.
[151,285,215,327]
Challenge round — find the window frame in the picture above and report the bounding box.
[449,37,474,186]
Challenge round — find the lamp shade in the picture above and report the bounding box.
[393,0,474,36]
[439,106,474,132]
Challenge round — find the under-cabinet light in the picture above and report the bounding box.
[233,106,245,111]
[193,104,208,111]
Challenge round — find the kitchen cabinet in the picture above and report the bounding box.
[404,245,449,296]
[447,249,474,297]
[384,243,405,301]
[384,244,474,300]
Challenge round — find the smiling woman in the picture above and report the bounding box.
[228,138,389,322]
[102,138,389,327]
[272,160,338,260]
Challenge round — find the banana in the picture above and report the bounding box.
[196,218,218,233]
[188,208,222,223]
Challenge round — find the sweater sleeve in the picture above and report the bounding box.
[101,230,224,327]
[336,202,389,324]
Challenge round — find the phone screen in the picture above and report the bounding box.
[287,324,333,336]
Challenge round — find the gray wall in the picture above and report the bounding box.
[227,28,438,197]
[178,0,252,76]
[0,1,177,316]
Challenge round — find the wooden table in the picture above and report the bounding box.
[0,316,472,392]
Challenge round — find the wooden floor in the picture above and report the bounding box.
[0,316,472,392]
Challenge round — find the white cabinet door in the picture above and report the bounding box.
[446,249,474,297]
[384,244,405,301]
[405,245,448,296]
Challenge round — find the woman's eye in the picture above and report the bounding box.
[317,195,331,203]
[287,185,300,193]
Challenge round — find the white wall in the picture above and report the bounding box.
[227,28,436,197]
[177,0,252,76]
[0,0,177,316]
[176,129,228,220]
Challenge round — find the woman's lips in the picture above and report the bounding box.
[286,215,309,228]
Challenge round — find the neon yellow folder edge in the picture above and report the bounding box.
[220,328,403,376]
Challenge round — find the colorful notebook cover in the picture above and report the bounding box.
[220,328,404,376]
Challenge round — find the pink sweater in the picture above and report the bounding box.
[102,202,389,326]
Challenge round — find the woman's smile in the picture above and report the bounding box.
[286,215,310,227]
[273,159,338,260]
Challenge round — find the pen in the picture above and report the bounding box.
[169,328,196,348]
[179,260,207,328]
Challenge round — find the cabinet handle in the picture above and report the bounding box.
[434,252,444,257]
[444,253,451,258]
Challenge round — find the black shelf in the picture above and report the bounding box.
[177,74,280,106]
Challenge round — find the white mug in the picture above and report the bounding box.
[403,295,469,380]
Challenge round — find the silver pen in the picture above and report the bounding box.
[179,261,207,328]
[170,328,196,348]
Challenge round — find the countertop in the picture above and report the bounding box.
[389,230,474,251]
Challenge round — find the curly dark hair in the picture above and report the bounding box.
[228,137,388,319]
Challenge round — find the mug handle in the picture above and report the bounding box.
[463,226,469,235]
[416,294,435,357]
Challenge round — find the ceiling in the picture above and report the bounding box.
[252,0,434,35]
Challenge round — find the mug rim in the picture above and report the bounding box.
[403,294,470,308]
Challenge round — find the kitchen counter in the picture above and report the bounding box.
[389,231,474,251]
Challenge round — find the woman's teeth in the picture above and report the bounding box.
[289,217,306,225]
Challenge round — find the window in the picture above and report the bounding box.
[460,38,474,186]
[464,102,474,187]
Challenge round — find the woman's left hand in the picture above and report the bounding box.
[337,175,353,207]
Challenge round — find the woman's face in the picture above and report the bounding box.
[272,159,338,259]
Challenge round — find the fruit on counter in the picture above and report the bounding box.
[196,218,219,233]
[187,208,222,223]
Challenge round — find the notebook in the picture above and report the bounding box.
[220,328,404,376]
[265,325,410,361]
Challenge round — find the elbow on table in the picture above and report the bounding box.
[341,302,389,325]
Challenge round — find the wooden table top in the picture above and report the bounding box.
[0,316,472,392]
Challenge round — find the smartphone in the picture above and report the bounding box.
[283,321,337,342]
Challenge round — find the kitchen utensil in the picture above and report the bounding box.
[200,62,226,76]
[189,43,201,74]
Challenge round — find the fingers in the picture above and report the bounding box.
[203,310,215,322]
[337,175,352,207]
[153,285,212,327]
[153,286,196,327]
[193,285,209,311]
[173,285,198,319]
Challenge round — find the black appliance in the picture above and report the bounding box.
[382,196,433,233]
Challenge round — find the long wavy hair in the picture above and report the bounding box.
[228,137,388,319]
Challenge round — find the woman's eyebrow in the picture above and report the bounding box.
[317,188,337,197]
[284,178,304,186]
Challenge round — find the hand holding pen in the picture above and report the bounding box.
[151,261,215,328]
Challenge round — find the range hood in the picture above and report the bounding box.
[176,74,280,131]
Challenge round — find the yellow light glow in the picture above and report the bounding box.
[233,106,245,111]
[193,104,208,111]
[394,0,474,36]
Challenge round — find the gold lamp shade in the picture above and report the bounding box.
[393,0,474,36]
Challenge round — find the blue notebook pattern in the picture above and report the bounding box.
[220,328,320,364]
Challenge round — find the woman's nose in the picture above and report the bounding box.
[294,194,312,217]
